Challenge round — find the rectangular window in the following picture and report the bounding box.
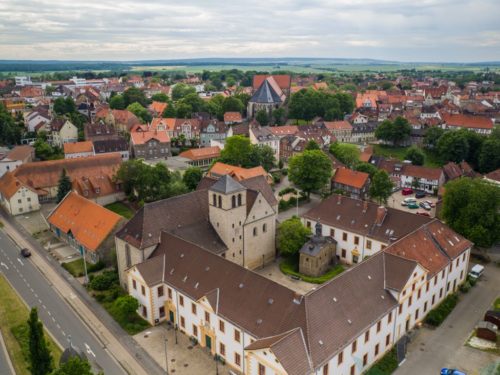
[351,365,355,375]
[352,339,357,353]
[354,236,359,245]
[426,282,430,292]
[330,229,335,237]
[432,295,435,305]
[193,324,198,337]
[386,334,390,346]
[179,295,184,306]
[219,320,225,333]
[441,270,445,279]
[235,353,241,367]
[168,288,172,299]
[388,311,392,323]
[180,316,185,328]
[205,311,210,323]
[141,285,145,296]
[258,364,266,375]
[132,279,137,290]
[375,344,379,356]
[159,306,165,318]
[366,240,372,250]
[157,286,164,297]
[434,277,437,286]
[323,363,329,375]
[363,353,368,366]
[219,342,225,357]
[234,329,241,343]
[377,321,381,333]
[398,305,402,314]
[417,289,421,299]
[364,330,370,343]
[338,350,343,365]
[415,309,419,320]
[191,303,197,315]
[341,249,346,258]
[408,296,412,307]
[343,232,348,241]
[439,288,443,298]
[424,302,428,312]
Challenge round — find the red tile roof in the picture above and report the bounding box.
[149,101,168,114]
[332,167,369,189]
[223,112,242,123]
[441,113,493,130]
[208,162,267,182]
[324,121,353,131]
[64,141,94,155]
[179,146,220,161]
[402,164,443,181]
[130,130,170,145]
[252,75,291,91]
[0,172,36,199]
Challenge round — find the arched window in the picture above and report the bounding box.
[232,195,236,208]
[253,227,257,237]
[212,194,216,206]
[218,195,222,208]
[238,194,242,206]
[263,223,267,233]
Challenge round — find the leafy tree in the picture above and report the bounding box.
[162,104,176,118]
[436,130,469,163]
[179,93,207,114]
[53,97,76,115]
[112,295,139,320]
[175,103,193,119]
[442,178,500,248]
[171,83,196,101]
[207,94,225,120]
[248,145,275,171]
[123,87,148,107]
[256,110,269,126]
[404,146,425,166]
[28,307,53,375]
[478,138,500,173]
[355,162,378,177]
[375,117,411,146]
[57,169,72,203]
[289,150,332,197]
[109,94,126,110]
[126,103,152,124]
[50,356,93,375]
[222,97,244,113]
[183,167,203,191]
[369,170,393,204]
[288,89,354,121]
[329,142,360,168]
[272,107,286,125]
[219,135,252,167]
[305,140,320,150]
[423,127,444,149]
[0,103,22,145]
[461,130,484,167]
[151,93,169,103]
[277,217,311,257]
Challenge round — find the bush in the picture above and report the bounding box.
[281,168,288,176]
[424,293,459,327]
[459,281,471,293]
[366,348,398,375]
[271,172,281,184]
[467,276,477,287]
[89,271,119,291]
[278,187,298,196]
[87,261,106,273]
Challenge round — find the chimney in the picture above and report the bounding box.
[362,200,368,213]
[375,206,387,226]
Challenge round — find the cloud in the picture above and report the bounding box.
[0,0,498,61]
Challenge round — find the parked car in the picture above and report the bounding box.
[468,264,484,280]
[441,368,467,375]
[20,248,31,258]
[408,202,419,209]
[419,202,432,210]
[402,197,417,206]
[417,211,431,217]
[425,200,435,208]
[415,191,426,198]
[402,188,413,195]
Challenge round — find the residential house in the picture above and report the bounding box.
[0,171,40,215]
[224,112,243,125]
[400,165,445,194]
[25,107,51,132]
[249,126,280,161]
[0,145,34,177]
[130,127,171,160]
[64,141,95,159]
[149,101,168,117]
[125,215,470,375]
[332,167,370,199]
[115,174,278,287]
[302,194,432,265]
[442,161,477,181]
[324,121,353,143]
[484,169,500,186]
[93,138,129,161]
[299,222,337,277]
[50,119,78,147]
[96,109,141,133]
[84,122,118,142]
[178,146,221,169]
[440,113,494,135]
[47,192,124,264]
[199,120,227,147]
[12,154,124,205]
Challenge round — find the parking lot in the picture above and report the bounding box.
[388,189,438,218]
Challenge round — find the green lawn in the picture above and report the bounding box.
[279,256,344,284]
[0,275,61,375]
[62,259,105,278]
[372,144,443,168]
[104,202,135,219]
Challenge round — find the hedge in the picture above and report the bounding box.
[279,257,344,284]
[424,293,459,327]
[365,348,398,375]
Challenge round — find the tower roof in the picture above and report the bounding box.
[250,79,283,104]
[209,174,246,194]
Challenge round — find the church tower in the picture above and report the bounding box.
[208,175,247,266]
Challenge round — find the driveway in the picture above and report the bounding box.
[395,263,500,375]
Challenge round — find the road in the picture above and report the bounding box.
[395,263,500,375]
[0,231,125,374]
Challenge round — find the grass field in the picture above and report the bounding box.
[104,202,135,219]
[372,144,442,168]
[0,275,61,375]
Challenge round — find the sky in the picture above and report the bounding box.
[0,0,499,62]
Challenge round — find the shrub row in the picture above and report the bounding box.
[278,187,298,196]
[365,348,398,375]
[424,293,459,327]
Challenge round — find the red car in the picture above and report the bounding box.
[402,188,413,196]
[417,211,430,217]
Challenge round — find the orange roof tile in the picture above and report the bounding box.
[208,162,268,182]
[150,118,176,131]
[253,75,291,90]
[64,141,94,155]
[442,113,493,129]
[223,112,242,122]
[179,146,220,161]
[324,121,353,131]
[130,129,170,145]
[332,167,369,189]
[47,192,122,252]
[268,125,298,136]
[0,172,36,199]
[149,101,168,114]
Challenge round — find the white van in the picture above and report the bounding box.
[468,264,484,280]
[401,197,417,206]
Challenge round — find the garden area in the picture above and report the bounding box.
[61,258,105,278]
[0,275,61,375]
[104,201,136,219]
[279,256,344,284]
[372,144,442,168]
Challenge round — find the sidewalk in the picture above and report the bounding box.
[0,330,15,375]
[0,211,164,375]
